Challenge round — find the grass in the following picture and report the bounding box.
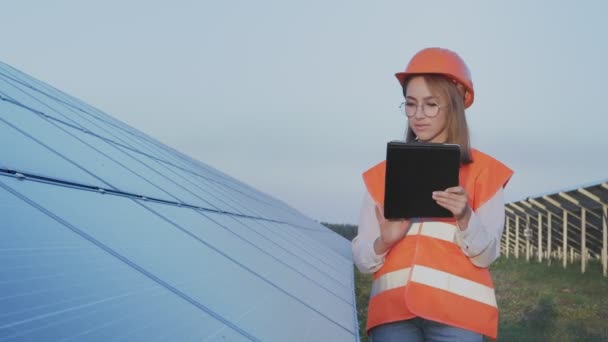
[491,257,607,341]
[354,268,372,342]
[354,257,608,342]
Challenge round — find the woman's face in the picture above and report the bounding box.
[405,76,448,143]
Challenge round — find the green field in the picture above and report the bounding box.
[354,258,608,341]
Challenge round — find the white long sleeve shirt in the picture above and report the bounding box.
[352,188,506,273]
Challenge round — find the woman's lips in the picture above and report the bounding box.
[414,124,429,131]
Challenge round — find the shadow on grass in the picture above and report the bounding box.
[497,296,604,341]
[520,297,557,333]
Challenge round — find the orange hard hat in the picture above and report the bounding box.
[395,47,474,108]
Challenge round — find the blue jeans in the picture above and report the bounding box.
[370,318,483,342]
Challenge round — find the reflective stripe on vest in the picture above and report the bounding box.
[408,221,457,243]
[371,265,497,308]
[370,267,411,297]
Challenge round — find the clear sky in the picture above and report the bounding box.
[1,1,607,224]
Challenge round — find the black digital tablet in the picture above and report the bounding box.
[383,141,461,219]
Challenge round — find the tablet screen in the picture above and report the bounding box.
[383,141,460,219]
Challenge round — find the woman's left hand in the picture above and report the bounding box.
[432,186,472,228]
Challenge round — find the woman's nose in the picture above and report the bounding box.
[413,104,426,119]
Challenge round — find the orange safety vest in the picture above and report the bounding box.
[362,148,513,339]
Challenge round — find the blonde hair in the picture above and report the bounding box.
[403,74,472,164]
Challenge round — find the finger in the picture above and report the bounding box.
[436,203,463,218]
[434,198,464,209]
[434,200,457,215]
[432,191,464,201]
[434,198,459,209]
[400,220,413,230]
[435,198,469,217]
[375,205,385,223]
[434,198,465,213]
[435,196,467,210]
[445,186,465,194]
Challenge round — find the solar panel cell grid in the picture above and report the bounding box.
[0,60,357,341]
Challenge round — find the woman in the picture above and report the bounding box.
[352,47,513,341]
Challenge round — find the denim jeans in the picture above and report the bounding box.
[369,317,483,342]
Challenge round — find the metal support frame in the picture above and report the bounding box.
[502,181,607,277]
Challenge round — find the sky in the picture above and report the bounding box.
[1,1,607,224]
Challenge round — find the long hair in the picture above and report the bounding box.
[403,74,472,164]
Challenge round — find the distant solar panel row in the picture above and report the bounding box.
[502,181,608,276]
[0,61,358,341]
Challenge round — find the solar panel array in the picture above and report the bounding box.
[502,180,608,276]
[0,61,358,341]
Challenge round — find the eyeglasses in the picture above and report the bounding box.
[399,101,442,118]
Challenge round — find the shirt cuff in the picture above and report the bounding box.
[456,210,482,254]
[364,237,388,269]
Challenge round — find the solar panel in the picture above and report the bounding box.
[503,180,608,270]
[0,61,358,341]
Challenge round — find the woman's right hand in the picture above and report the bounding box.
[373,205,412,255]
